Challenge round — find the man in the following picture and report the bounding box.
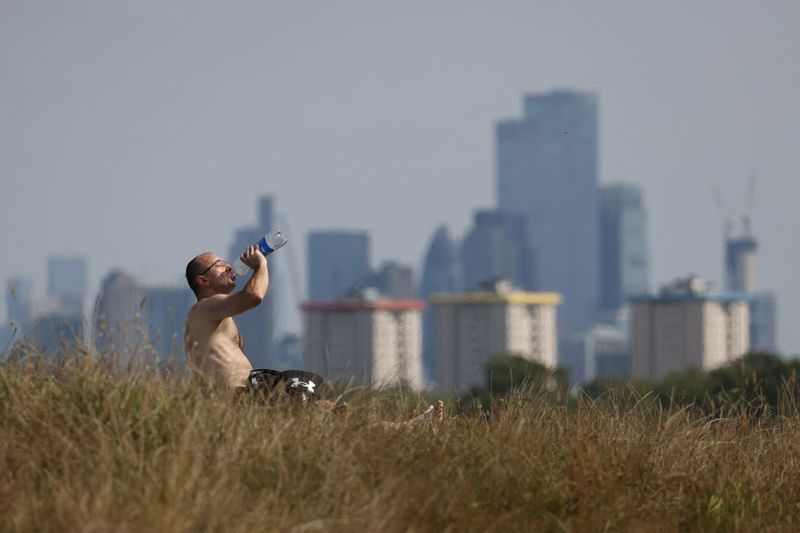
[184,246,444,422]
[184,246,267,390]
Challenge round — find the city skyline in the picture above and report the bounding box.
[2,2,799,353]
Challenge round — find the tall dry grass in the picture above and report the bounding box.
[3,348,800,532]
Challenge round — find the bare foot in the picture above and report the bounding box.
[403,400,445,426]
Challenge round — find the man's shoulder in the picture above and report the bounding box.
[189,295,221,317]
[188,294,234,322]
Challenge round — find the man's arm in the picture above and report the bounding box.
[198,247,269,320]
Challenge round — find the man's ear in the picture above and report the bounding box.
[196,275,209,288]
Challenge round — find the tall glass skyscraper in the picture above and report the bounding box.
[460,209,536,292]
[47,256,88,314]
[227,195,278,368]
[419,225,460,384]
[599,183,649,313]
[307,230,370,302]
[496,90,599,333]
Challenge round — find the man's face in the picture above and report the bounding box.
[196,253,236,294]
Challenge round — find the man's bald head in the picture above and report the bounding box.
[186,252,214,295]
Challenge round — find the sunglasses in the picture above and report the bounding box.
[199,259,228,276]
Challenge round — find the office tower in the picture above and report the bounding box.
[47,256,88,314]
[93,270,146,355]
[6,277,32,327]
[419,226,461,385]
[365,261,415,299]
[302,289,425,389]
[750,293,777,352]
[431,279,561,393]
[141,286,194,359]
[31,312,84,355]
[631,276,750,381]
[460,209,536,292]
[307,231,370,301]
[496,90,599,333]
[590,326,631,379]
[561,324,629,385]
[275,333,304,370]
[724,221,778,353]
[227,195,277,368]
[725,233,757,293]
[599,183,649,314]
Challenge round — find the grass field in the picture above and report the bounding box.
[3,350,800,532]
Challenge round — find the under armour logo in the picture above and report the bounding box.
[290,377,315,394]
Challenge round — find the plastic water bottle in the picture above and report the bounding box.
[232,229,288,276]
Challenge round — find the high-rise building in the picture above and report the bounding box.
[599,183,649,314]
[274,333,305,370]
[6,277,32,328]
[419,226,461,385]
[47,256,88,314]
[142,286,194,360]
[365,261,415,299]
[725,234,757,293]
[750,293,777,352]
[93,270,147,356]
[723,221,778,353]
[302,289,424,389]
[496,90,599,333]
[94,271,195,362]
[631,277,750,381]
[561,324,629,385]
[460,209,536,292]
[31,312,84,355]
[227,195,278,368]
[307,230,370,301]
[431,280,561,393]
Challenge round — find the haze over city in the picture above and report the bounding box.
[2,1,799,352]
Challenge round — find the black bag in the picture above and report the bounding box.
[247,369,323,403]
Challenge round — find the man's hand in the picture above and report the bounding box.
[240,245,266,271]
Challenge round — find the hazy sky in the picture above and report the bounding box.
[2,1,799,351]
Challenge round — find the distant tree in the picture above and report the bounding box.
[484,353,570,396]
[582,351,800,412]
[581,376,653,402]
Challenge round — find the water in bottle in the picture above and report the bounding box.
[232,229,288,276]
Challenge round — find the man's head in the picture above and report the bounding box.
[185,253,236,299]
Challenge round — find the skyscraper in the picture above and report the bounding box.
[599,183,649,313]
[460,209,535,292]
[94,270,195,362]
[725,233,757,293]
[365,261,415,299]
[141,286,194,360]
[93,270,146,356]
[6,277,32,328]
[750,293,777,352]
[419,225,461,384]
[227,195,277,368]
[47,256,88,314]
[496,90,599,333]
[307,231,370,302]
[723,220,777,353]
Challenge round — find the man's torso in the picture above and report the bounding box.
[184,302,253,389]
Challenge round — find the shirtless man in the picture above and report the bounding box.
[184,246,444,423]
[184,246,267,390]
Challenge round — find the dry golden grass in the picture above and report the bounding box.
[3,349,800,532]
